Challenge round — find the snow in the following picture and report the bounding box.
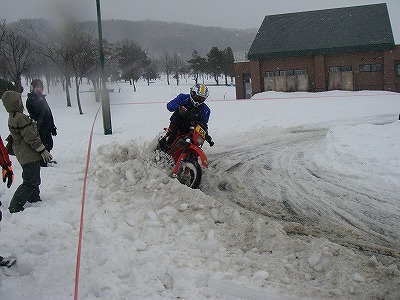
[0,78,399,300]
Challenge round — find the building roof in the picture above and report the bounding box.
[248,3,395,60]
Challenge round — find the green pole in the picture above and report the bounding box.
[96,0,112,135]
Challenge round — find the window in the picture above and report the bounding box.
[359,64,383,72]
[359,64,371,72]
[279,70,289,76]
[395,63,400,76]
[371,64,383,72]
[265,71,275,77]
[265,69,307,77]
[329,67,340,73]
[341,66,352,71]
[330,66,352,72]
[233,51,249,63]
[294,69,307,75]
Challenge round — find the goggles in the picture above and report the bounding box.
[191,92,206,104]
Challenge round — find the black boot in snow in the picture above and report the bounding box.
[0,256,16,268]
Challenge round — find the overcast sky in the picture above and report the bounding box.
[0,0,399,42]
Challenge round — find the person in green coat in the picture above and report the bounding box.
[1,91,52,213]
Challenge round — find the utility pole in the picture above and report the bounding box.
[96,0,112,135]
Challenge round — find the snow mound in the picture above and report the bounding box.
[77,140,400,299]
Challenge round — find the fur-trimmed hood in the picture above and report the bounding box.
[1,91,23,114]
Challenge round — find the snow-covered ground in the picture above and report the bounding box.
[0,78,399,300]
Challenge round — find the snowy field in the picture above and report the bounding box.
[0,78,399,300]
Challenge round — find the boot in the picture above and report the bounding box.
[0,256,16,268]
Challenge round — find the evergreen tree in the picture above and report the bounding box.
[207,47,224,85]
[187,50,206,84]
[144,60,158,86]
[222,47,234,85]
[116,40,150,92]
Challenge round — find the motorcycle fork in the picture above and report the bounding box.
[172,139,191,177]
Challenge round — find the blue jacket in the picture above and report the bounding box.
[167,93,211,130]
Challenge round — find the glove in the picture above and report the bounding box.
[2,165,13,188]
[178,105,188,116]
[52,126,57,136]
[179,106,194,121]
[36,145,53,163]
[40,150,53,163]
[206,135,214,147]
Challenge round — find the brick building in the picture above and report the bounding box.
[234,3,400,99]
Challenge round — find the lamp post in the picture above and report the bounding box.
[96,0,112,135]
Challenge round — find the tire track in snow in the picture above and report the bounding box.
[201,126,400,264]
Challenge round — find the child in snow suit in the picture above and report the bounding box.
[1,91,52,213]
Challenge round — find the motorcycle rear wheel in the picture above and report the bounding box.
[177,159,202,189]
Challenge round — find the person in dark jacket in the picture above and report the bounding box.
[26,79,57,167]
[1,90,52,213]
[159,83,212,151]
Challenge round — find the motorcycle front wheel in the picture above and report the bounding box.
[177,159,202,189]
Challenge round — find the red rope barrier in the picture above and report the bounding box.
[74,106,101,300]
[108,91,399,106]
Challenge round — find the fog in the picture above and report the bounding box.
[0,0,399,42]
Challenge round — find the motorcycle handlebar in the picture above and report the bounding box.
[206,134,214,147]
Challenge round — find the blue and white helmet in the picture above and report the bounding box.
[190,84,209,107]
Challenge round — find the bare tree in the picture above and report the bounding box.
[27,19,76,107]
[161,51,174,85]
[143,58,159,86]
[85,41,101,102]
[171,52,186,86]
[86,39,112,102]
[0,20,5,42]
[68,25,95,114]
[0,20,7,80]
[23,53,59,94]
[88,39,118,102]
[0,25,34,92]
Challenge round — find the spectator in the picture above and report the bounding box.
[0,134,16,267]
[1,90,52,213]
[0,134,13,188]
[26,79,57,167]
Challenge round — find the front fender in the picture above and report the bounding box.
[172,144,208,176]
[187,144,208,168]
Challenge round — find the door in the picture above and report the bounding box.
[243,75,252,99]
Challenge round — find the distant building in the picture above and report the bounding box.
[234,3,400,99]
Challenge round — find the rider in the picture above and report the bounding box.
[159,83,213,151]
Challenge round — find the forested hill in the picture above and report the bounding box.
[84,19,257,59]
[12,18,257,60]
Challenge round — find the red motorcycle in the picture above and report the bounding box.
[157,122,214,189]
